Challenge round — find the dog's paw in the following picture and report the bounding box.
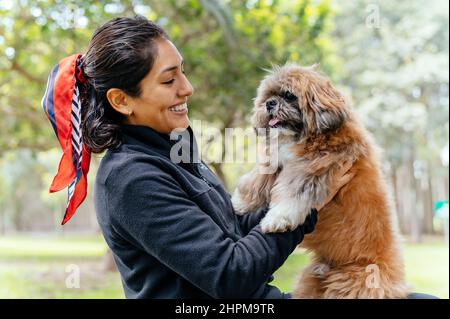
[260,200,308,233]
[260,213,298,233]
[231,189,250,216]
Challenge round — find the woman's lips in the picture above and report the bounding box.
[168,103,188,114]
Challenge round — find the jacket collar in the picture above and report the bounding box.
[121,124,200,164]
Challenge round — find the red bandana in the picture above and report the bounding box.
[41,53,91,225]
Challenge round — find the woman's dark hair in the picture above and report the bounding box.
[80,16,169,153]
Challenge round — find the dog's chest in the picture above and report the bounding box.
[277,142,296,167]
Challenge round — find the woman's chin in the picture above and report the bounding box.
[170,117,190,132]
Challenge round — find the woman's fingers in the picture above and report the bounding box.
[331,161,355,193]
[337,160,353,177]
[335,170,356,189]
[317,162,355,211]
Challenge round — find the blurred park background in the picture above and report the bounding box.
[0,0,448,298]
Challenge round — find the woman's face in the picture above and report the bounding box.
[127,38,194,133]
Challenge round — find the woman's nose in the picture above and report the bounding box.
[179,76,194,97]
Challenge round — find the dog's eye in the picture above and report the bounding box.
[283,91,297,102]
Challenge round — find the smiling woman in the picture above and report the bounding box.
[42,15,329,299]
[79,16,175,151]
[106,39,193,133]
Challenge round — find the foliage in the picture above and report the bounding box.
[0,0,333,153]
[332,0,449,169]
[0,0,448,233]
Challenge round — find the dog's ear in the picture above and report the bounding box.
[306,79,348,134]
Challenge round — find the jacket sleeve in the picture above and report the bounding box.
[108,162,310,299]
[236,205,269,235]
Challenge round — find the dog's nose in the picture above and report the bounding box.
[266,99,278,112]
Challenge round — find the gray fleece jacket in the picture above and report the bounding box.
[94,124,317,299]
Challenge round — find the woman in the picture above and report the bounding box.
[42,16,355,299]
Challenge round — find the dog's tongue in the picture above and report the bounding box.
[269,117,281,126]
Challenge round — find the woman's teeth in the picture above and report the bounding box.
[169,103,188,113]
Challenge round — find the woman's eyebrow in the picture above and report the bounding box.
[160,60,184,75]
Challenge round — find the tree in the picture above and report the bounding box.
[332,0,449,239]
[0,0,335,189]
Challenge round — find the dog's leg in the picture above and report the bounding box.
[232,166,278,215]
[260,166,329,233]
[294,262,330,299]
[313,263,408,299]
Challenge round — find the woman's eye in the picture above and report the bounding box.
[162,79,175,85]
[283,91,297,101]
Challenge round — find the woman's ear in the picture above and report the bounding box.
[306,80,348,134]
[106,88,133,116]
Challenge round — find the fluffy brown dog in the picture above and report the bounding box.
[232,64,408,298]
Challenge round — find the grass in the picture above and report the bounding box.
[0,261,124,298]
[0,234,124,299]
[0,235,107,261]
[273,242,449,298]
[0,234,448,298]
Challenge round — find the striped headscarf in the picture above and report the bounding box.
[41,54,91,225]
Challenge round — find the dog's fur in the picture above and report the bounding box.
[232,64,408,298]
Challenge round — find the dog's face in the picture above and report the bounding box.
[252,64,349,138]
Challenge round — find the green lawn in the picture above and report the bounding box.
[0,235,448,298]
[273,243,449,298]
[0,234,124,299]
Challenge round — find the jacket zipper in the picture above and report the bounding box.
[192,163,212,187]
[200,174,212,187]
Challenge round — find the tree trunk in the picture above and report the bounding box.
[207,113,237,192]
[422,159,435,234]
[13,203,23,232]
[390,165,408,234]
[0,206,5,235]
[409,158,422,243]
[102,248,117,272]
[209,162,229,191]
[444,174,449,202]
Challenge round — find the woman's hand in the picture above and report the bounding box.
[316,161,355,211]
